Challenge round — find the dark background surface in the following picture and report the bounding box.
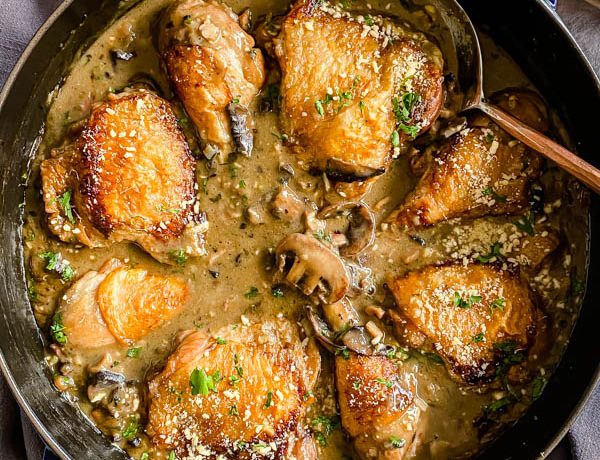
[0,0,597,459]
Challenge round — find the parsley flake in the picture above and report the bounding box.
[263,390,274,409]
[126,347,142,358]
[57,190,76,224]
[122,416,139,440]
[472,333,485,343]
[375,377,393,388]
[490,298,505,313]
[170,249,188,265]
[244,286,259,299]
[389,436,406,448]
[452,292,482,309]
[50,313,67,345]
[189,368,217,396]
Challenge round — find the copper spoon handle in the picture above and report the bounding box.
[477,101,600,194]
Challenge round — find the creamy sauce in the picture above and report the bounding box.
[22,0,589,459]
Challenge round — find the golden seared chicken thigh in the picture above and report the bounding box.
[388,264,541,384]
[336,353,421,460]
[147,319,321,459]
[158,0,266,159]
[389,90,546,228]
[41,90,207,265]
[273,0,444,193]
[56,258,188,349]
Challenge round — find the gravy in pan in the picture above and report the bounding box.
[22,0,589,459]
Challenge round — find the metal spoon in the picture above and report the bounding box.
[429,0,600,194]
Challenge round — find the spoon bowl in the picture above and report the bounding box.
[429,0,600,194]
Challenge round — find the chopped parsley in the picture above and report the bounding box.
[228,164,239,178]
[489,298,505,314]
[238,179,246,189]
[39,251,76,282]
[122,416,139,440]
[263,390,273,409]
[392,92,421,139]
[514,212,536,236]
[389,436,406,449]
[472,333,485,343]
[271,286,284,298]
[423,352,444,364]
[452,292,482,309]
[493,341,526,381]
[168,451,176,460]
[335,347,350,360]
[386,346,411,361]
[57,190,76,224]
[183,14,192,25]
[311,414,340,447]
[315,99,325,116]
[50,313,67,345]
[244,286,259,299]
[216,337,227,345]
[391,130,400,148]
[482,187,507,203]
[315,79,359,116]
[189,368,217,396]
[571,276,585,295]
[375,377,393,389]
[229,374,242,385]
[476,242,503,263]
[169,249,188,265]
[140,453,149,460]
[61,265,75,282]
[271,131,289,143]
[228,404,239,416]
[126,347,142,358]
[200,177,209,195]
[27,281,37,302]
[532,376,546,400]
[484,132,496,143]
[314,229,333,243]
[352,381,362,390]
[484,396,514,413]
[364,14,374,26]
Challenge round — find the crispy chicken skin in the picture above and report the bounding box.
[57,259,188,349]
[388,264,540,384]
[41,90,208,265]
[158,0,266,158]
[147,319,321,459]
[389,90,546,228]
[274,0,444,187]
[336,353,420,460]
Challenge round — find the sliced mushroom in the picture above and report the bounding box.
[318,202,375,257]
[322,298,361,332]
[270,186,306,222]
[306,305,342,353]
[307,300,380,356]
[275,233,349,304]
[87,370,126,404]
[228,102,254,156]
[323,299,372,355]
[346,260,376,297]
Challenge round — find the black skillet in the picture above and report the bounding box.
[0,0,598,458]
